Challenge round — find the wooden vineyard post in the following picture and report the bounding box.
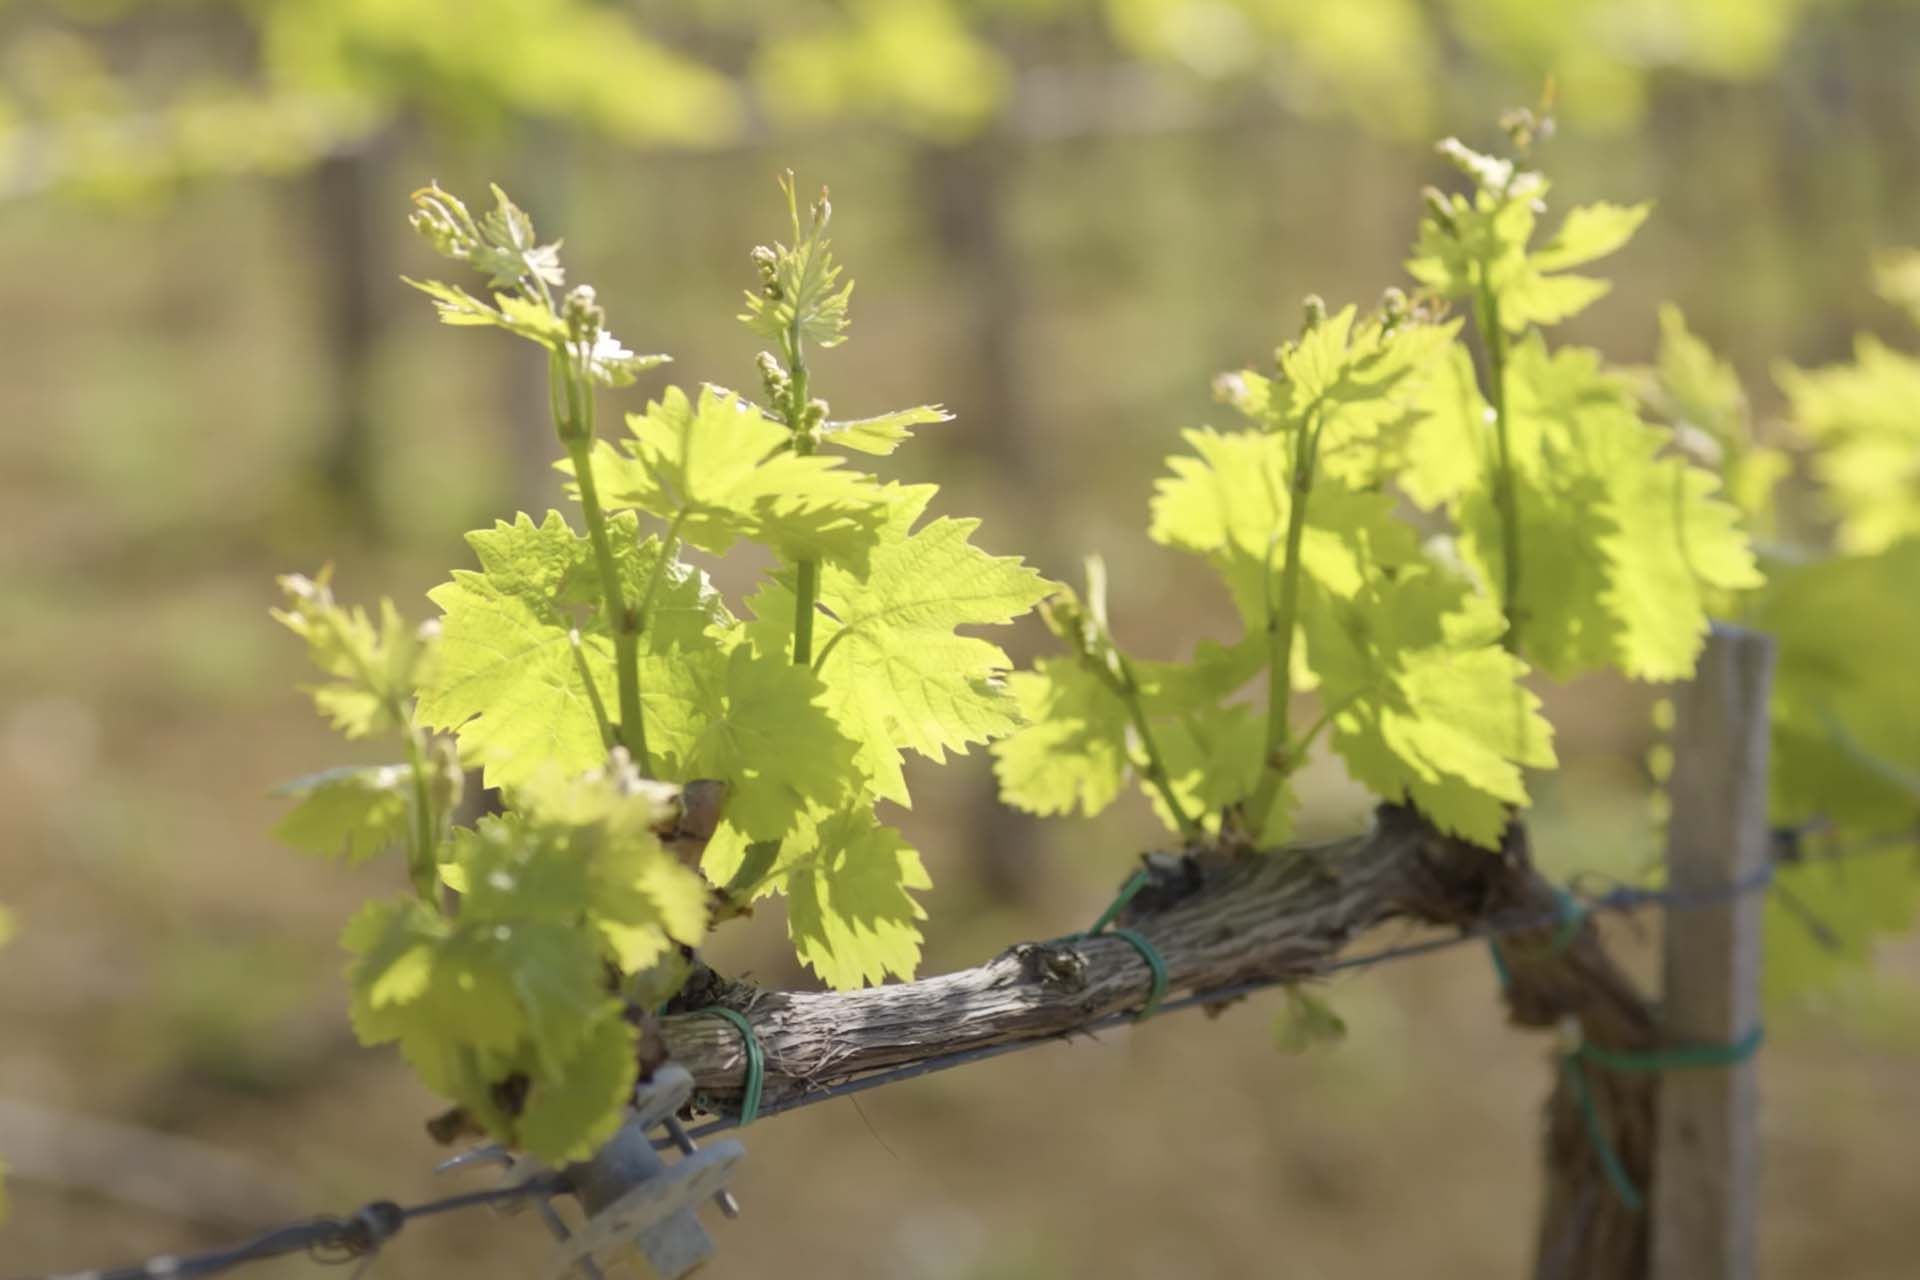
[1652,623,1772,1280]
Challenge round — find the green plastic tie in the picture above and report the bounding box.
[1079,868,1168,1018]
[1483,879,1763,1214]
[1564,1024,1764,1211]
[1576,1025,1765,1075]
[1104,927,1170,1018]
[700,1006,764,1126]
[1562,1053,1645,1212]
[1086,868,1152,936]
[1487,883,1586,987]
[1548,886,1589,954]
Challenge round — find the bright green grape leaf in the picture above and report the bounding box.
[1400,343,1491,511]
[1305,571,1556,846]
[1406,180,1536,305]
[993,657,1132,819]
[1777,336,1920,553]
[1638,305,1788,532]
[590,384,888,567]
[1218,309,1457,487]
[343,891,648,1162]
[1134,636,1268,713]
[344,893,618,1092]
[747,484,1052,806]
[393,1032,503,1138]
[762,806,930,989]
[491,921,614,1079]
[1767,847,1920,1004]
[274,764,412,863]
[648,644,861,841]
[993,641,1272,842]
[1455,336,1760,680]
[1529,202,1652,273]
[351,760,707,1155]
[592,847,711,973]
[448,767,707,977]
[1408,145,1647,333]
[1274,306,1446,415]
[820,404,952,455]
[1501,271,1614,330]
[1274,311,1461,487]
[1647,303,1746,443]
[441,818,593,923]
[741,173,852,351]
[417,511,730,789]
[403,277,566,342]
[1457,477,1615,676]
[514,1012,639,1162]
[1149,427,1418,625]
[513,764,709,972]
[506,756,680,832]
[1595,437,1763,678]
[1133,639,1269,830]
[1152,700,1272,839]
[274,573,429,740]
[418,516,613,787]
[1760,543,1920,834]
[345,898,527,1058]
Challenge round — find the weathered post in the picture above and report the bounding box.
[1652,623,1772,1280]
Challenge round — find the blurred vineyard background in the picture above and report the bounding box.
[3,1,1919,1276]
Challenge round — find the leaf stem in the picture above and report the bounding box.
[400,728,438,904]
[1112,655,1202,840]
[723,840,782,903]
[792,560,820,666]
[555,350,650,772]
[1246,416,1321,836]
[784,279,820,667]
[810,623,849,673]
[1295,688,1362,761]
[568,629,616,752]
[635,509,690,636]
[1475,281,1522,652]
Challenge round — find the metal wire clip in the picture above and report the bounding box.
[548,1064,746,1280]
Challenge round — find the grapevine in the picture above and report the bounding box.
[275,176,1049,1160]
[272,113,1920,1171]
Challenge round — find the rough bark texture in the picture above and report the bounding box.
[1418,825,1660,1280]
[652,808,1660,1278]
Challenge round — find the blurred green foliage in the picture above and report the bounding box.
[0,0,1870,200]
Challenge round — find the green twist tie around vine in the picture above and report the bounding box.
[1562,1052,1646,1212]
[1565,1024,1764,1211]
[1486,882,1589,987]
[1576,1025,1765,1075]
[1082,869,1169,1018]
[1086,868,1151,935]
[1104,927,1170,1018]
[700,1006,765,1126]
[1548,886,1588,953]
